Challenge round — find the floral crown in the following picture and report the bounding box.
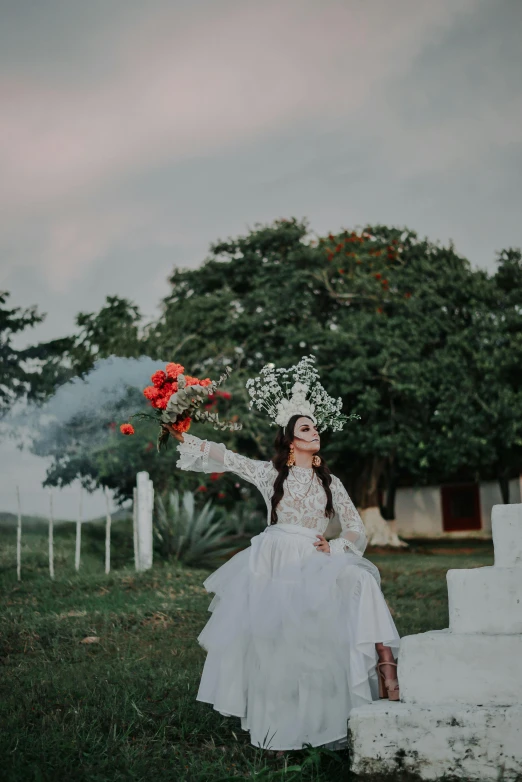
[245,355,359,432]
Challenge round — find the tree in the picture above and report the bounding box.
[0,290,73,419]
[34,220,521,546]
[429,248,522,502]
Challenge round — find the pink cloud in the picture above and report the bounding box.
[0,0,482,288]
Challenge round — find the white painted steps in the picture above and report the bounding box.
[349,503,522,781]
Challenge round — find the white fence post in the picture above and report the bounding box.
[136,472,154,571]
[16,485,22,582]
[133,486,139,571]
[75,487,83,572]
[48,490,54,580]
[104,487,111,574]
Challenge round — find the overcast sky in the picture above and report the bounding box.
[1,0,521,518]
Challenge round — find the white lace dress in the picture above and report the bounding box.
[177,434,400,751]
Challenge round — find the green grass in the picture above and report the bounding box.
[0,523,493,782]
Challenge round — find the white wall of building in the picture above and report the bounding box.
[395,477,521,539]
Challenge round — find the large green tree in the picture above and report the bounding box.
[32,220,522,540]
[0,290,73,418]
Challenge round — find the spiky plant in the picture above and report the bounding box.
[153,490,242,568]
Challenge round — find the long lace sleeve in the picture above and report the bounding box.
[328,476,367,557]
[176,434,275,501]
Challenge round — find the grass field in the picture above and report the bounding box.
[0,521,493,782]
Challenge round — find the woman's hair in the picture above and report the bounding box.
[270,414,334,525]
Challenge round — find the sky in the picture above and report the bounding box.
[1,0,521,518]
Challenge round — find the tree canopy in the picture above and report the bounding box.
[30,219,522,511]
[0,291,73,419]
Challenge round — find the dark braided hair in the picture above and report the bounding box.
[270,414,334,525]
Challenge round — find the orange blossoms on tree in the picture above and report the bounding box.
[120,423,135,435]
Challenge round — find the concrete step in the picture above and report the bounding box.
[349,701,522,781]
[493,503,522,567]
[447,566,522,634]
[398,629,522,706]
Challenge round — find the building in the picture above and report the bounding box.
[393,476,522,539]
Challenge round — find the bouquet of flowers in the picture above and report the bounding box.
[120,362,242,451]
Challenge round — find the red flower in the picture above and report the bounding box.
[120,423,135,435]
[215,390,232,400]
[217,492,226,499]
[328,233,335,241]
[404,292,412,298]
[377,307,384,314]
[338,269,345,275]
[166,362,184,379]
[151,370,166,388]
[374,273,382,280]
[172,417,191,434]
[326,253,334,261]
[143,385,162,402]
[210,472,221,481]
[335,243,343,253]
[184,375,211,387]
[197,485,208,492]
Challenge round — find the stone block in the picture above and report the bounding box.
[349,701,522,781]
[398,630,522,705]
[493,503,522,567]
[448,566,522,634]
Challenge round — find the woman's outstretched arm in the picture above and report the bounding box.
[168,426,274,496]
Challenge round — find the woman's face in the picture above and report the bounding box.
[292,416,320,455]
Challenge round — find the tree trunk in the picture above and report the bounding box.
[356,455,407,548]
[498,470,510,504]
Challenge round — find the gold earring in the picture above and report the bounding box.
[312,454,321,467]
[286,445,295,467]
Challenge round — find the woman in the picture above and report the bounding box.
[168,363,400,752]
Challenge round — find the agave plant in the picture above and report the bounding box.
[154,490,242,568]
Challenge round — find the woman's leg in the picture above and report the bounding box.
[375,642,398,683]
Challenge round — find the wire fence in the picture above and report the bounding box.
[1,485,137,581]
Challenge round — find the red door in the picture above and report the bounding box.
[441,483,481,531]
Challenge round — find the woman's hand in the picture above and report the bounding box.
[164,423,185,443]
[314,534,330,554]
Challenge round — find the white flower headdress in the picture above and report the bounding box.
[245,355,359,432]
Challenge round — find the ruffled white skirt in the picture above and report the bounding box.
[196,522,400,751]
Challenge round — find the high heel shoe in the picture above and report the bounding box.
[377,661,400,701]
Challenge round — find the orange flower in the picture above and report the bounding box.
[172,417,191,433]
[184,375,211,387]
[166,362,185,379]
[120,423,135,435]
[143,385,161,402]
[151,370,167,388]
